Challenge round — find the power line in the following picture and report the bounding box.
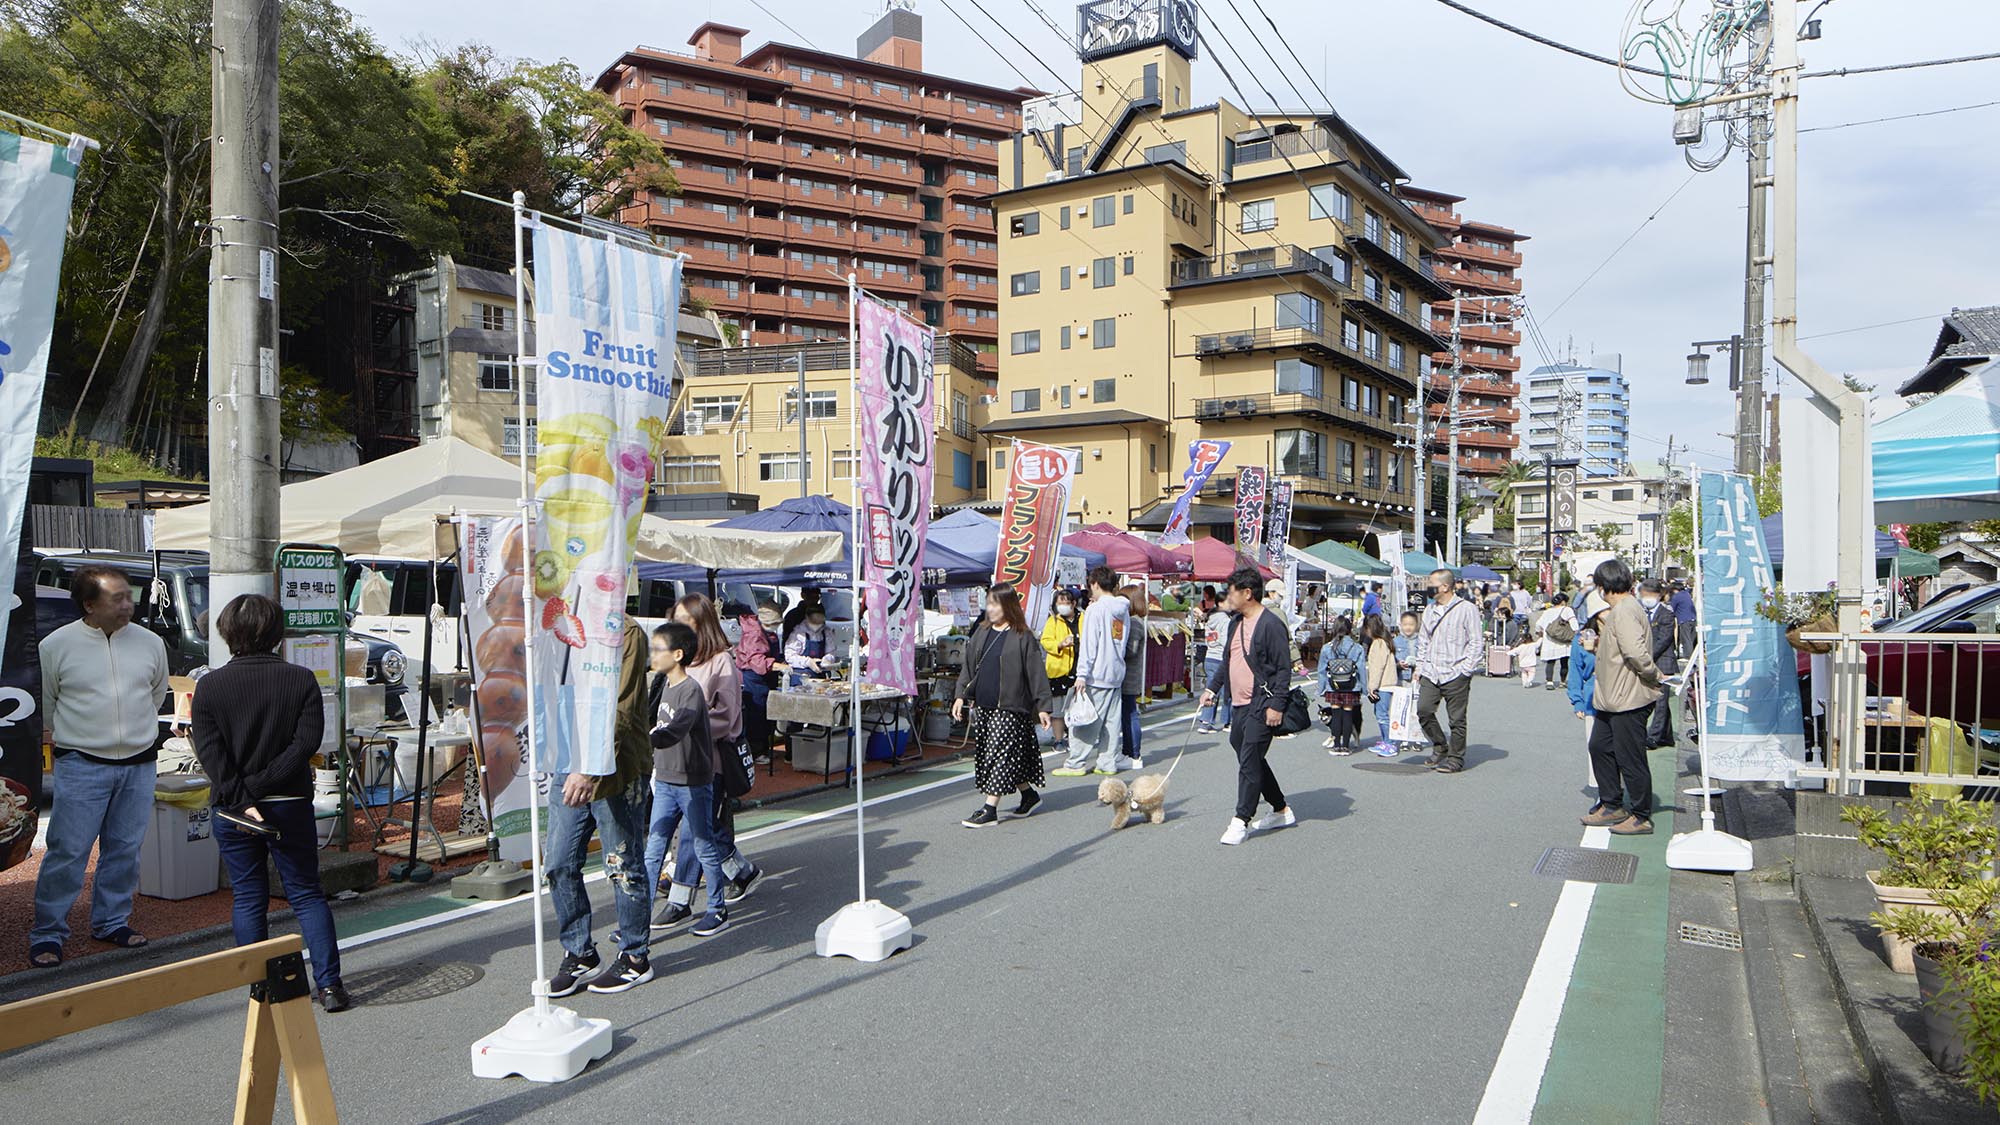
[1797,313,1940,341]
[1247,0,1341,114]
[745,0,826,52]
[1803,50,2000,79]
[1801,99,2000,133]
[1542,172,1701,323]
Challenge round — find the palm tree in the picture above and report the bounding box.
[1491,460,1537,532]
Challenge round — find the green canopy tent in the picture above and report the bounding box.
[1403,550,1456,576]
[1896,547,1941,578]
[1304,540,1390,577]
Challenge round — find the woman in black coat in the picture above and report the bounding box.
[952,583,1054,828]
[190,594,349,1012]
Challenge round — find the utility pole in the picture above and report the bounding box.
[1655,435,1680,574]
[1445,294,1464,566]
[1738,13,1771,480]
[1409,395,1427,557]
[796,350,808,499]
[206,0,282,661]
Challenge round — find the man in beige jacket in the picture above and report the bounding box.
[1580,558,1663,835]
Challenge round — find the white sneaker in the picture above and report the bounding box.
[1219,818,1249,845]
[1322,736,1338,748]
[1113,755,1141,771]
[1251,807,1297,832]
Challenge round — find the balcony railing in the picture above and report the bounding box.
[1232,125,1349,167]
[1191,390,1399,437]
[1170,244,1349,293]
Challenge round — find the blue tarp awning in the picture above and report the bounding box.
[928,509,1107,573]
[1872,374,2000,523]
[635,496,992,587]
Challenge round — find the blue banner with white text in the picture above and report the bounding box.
[1161,439,1230,546]
[1696,470,1806,781]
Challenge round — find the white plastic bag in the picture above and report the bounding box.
[1386,685,1427,746]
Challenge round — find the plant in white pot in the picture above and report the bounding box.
[1841,794,2000,974]
[1874,880,2000,1091]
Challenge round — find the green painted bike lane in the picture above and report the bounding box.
[1533,746,1678,1123]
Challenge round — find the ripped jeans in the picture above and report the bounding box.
[544,777,654,959]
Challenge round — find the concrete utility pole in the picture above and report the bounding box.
[796,350,808,499]
[1445,294,1464,566]
[206,0,282,661]
[1738,28,1771,480]
[1656,435,1680,574]
[1409,396,1427,557]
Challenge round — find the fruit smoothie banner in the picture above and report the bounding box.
[529,222,680,779]
[855,292,935,697]
[1233,467,1268,560]
[1160,439,1230,547]
[0,130,80,659]
[994,441,1080,631]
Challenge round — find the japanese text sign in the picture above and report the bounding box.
[856,291,935,696]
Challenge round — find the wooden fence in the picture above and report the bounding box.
[30,504,151,552]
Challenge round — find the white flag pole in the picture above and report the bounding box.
[1666,467,1752,872]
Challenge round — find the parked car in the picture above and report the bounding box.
[1864,582,2000,726]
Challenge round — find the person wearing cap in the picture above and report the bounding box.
[1581,559,1663,835]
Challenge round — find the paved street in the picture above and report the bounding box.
[3,679,1703,1123]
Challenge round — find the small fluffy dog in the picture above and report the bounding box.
[1097,774,1169,830]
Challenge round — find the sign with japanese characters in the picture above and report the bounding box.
[1233,467,1268,559]
[1263,480,1294,570]
[993,440,1079,631]
[856,290,935,697]
[275,545,344,632]
[1551,461,1580,535]
[1695,470,1805,781]
[1161,438,1230,546]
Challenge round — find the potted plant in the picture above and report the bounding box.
[1873,880,2000,1090]
[1756,584,1838,654]
[1842,795,2000,974]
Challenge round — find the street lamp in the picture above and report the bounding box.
[1687,335,1743,389]
[1684,349,1711,385]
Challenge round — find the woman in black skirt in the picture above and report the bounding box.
[952,583,1054,828]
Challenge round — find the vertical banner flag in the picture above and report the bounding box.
[1696,470,1806,781]
[461,515,542,860]
[527,222,680,780]
[855,291,935,697]
[1381,530,1406,618]
[0,130,81,659]
[1233,467,1268,559]
[1552,461,1580,535]
[1160,439,1231,546]
[994,440,1080,630]
[0,515,42,869]
[1263,480,1295,570]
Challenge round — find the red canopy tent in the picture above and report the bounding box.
[1171,537,1275,581]
[1064,523,1190,576]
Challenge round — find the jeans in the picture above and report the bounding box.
[1122,694,1143,761]
[1373,690,1395,743]
[1062,686,1123,770]
[215,799,341,991]
[31,754,155,946]
[1229,704,1285,822]
[1589,704,1656,819]
[1543,657,1569,689]
[1197,661,1234,727]
[544,778,652,959]
[646,779,727,912]
[671,780,754,904]
[1417,674,1473,765]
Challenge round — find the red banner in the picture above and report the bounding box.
[993,441,1079,630]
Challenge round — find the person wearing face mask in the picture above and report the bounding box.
[1583,558,1663,835]
[1638,579,1681,749]
[736,600,784,766]
[953,583,1054,827]
[1040,589,1081,753]
[1196,597,1235,732]
[1414,568,1485,774]
[784,606,832,688]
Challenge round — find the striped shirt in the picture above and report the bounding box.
[1417,596,1484,683]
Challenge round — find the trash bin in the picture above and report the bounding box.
[141,774,219,900]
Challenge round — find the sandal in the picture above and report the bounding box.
[29,942,62,968]
[93,926,148,948]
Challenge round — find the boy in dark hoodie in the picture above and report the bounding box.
[647,622,732,939]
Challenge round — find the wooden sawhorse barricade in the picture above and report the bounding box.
[0,935,337,1123]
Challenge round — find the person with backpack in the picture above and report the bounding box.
[1316,616,1367,755]
[1535,598,1578,692]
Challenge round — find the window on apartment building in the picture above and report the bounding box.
[1091,318,1116,348]
[1303,184,1348,225]
[1275,293,1323,331]
[1341,375,1360,410]
[1059,325,1072,349]
[994,448,1008,471]
[1363,329,1381,361]
[1011,389,1040,412]
[477,354,512,392]
[658,455,723,485]
[782,389,838,422]
[1388,451,1405,493]
[1010,330,1041,355]
[1059,266,1071,291]
[1362,385,1380,415]
[1335,439,1356,483]
[476,302,514,331]
[1123,194,1135,214]
[1093,378,1117,403]
[759,452,811,482]
[1276,429,1323,477]
[1092,195,1116,227]
[1364,210,1383,241]
[1123,256,1134,276]
[1240,198,1276,233]
[1362,272,1381,302]
[1057,384,1073,408]
[1388,228,1406,259]
[1388,285,1405,314]
[952,391,970,432]
[1342,318,1360,349]
[501,416,537,457]
[1092,257,1115,288]
[1387,341,1405,370]
[1363,446,1382,489]
[831,450,861,480]
[1009,271,1040,296]
[688,395,740,424]
[1611,488,1635,502]
[1066,147,1085,176]
[1276,358,1322,397]
[1059,206,1071,231]
[1008,212,1039,237]
[1310,245,1351,286]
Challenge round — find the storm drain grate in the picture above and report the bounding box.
[341,961,484,1006]
[1349,762,1433,774]
[1533,846,1639,885]
[1678,922,1744,951]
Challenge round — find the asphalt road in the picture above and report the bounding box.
[3,678,1658,1123]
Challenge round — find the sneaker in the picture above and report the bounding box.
[962,804,1000,828]
[1219,817,1250,846]
[315,985,353,1013]
[1370,744,1399,758]
[691,910,731,937]
[1251,807,1296,832]
[1322,736,1339,748]
[548,949,603,998]
[1051,766,1089,778]
[1112,755,1141,771]
[1609,815,1654,836]
[1329,746,1355,757]
[1128,757,1143,769]
[722,866,763,905]
[1092,767,1118,775]
[586,952,654,993]
[1580,804,1628,827]
[650,902,693,934]
[1011,788,1041,819]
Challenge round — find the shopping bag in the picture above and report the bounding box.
[1065,687,1102,731]
[1386,685,1428,746]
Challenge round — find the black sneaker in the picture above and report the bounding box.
[722,866,763,905]
[586,952,654,993]
[1011,788,1041,819]
[548,948,602,998]
[315,984,353,1013]
[962,804,1000,828]
[691,910,730,938]
[650,901,693,934]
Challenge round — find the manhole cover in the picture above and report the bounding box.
[1533,846,1639,885]
[1679,922,1744,950]
[341,961,484,1006]
[1350,761,1433,774]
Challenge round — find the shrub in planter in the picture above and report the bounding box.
[1843,795,2000,973]
[1876,881,2000,1099]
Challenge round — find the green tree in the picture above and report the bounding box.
[1593,523,1624,551]
[1490,460,1534,533]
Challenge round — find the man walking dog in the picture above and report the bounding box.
[1202,567,1296,845]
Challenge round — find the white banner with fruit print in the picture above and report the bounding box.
[527,222,680,788]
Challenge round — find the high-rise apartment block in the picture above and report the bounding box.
[1525,354,1632,476]
[593,15,1032,374]
[987,0,1450,542]
[1395,186,1528,479]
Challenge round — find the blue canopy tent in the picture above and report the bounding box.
[1461,563,1504,583]
[1404,550,1454,576]
[1761,514,1901,579]
[635,495,992,587]
[928,509,1107,573]
[1872,370,2000,523]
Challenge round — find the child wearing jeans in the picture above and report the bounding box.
[645,622,733,939]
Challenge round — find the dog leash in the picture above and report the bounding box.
[1156,711,1201,784]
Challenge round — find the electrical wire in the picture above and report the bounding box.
[1542,172,1701,323]
[1803,50,2000,79]
[745,0,826,53]
[1800,99,2000,133]
[1797,313,1940,341]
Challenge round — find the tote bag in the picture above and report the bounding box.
[1385,686,1428,745]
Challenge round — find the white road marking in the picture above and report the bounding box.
[1471,825,1612,1124]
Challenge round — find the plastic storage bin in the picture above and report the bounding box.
[140,791,220,900]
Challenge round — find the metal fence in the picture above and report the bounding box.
[1804,630,2000,796]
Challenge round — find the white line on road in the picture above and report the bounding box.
[1471,825,1611,1124]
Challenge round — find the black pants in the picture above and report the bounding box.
[1417,674,1472,764]
[1589,704,1655,819]
[1542,657,1569,689]
[1229,705,1285,822]
[1647,686,1674,747]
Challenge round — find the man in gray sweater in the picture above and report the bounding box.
[1053,567,1130,777]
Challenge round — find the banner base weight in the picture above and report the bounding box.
[815,900,913,962]
[471,1004,613,1082]
[1665,828,1755,873]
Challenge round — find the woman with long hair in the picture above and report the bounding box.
[1315,615,1368,755]
[953,583,1053,827]
[1039,587,1080,753]
[650,593,762,935]
[1118,584,1150,768]
[1360,614,1400,757]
